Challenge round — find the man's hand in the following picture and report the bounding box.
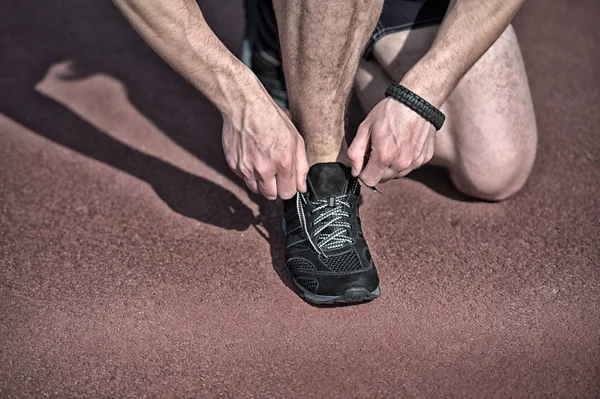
[347,97,436,186]
[222,100,309,200]
[112,0,308,201]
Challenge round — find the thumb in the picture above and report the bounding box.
[347,123,371,177]
[295,136,309,193]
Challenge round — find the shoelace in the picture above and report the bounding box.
[296,193,354,257]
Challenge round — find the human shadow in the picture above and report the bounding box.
[0,0,293,287]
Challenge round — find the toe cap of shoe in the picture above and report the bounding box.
[296,266,379,297]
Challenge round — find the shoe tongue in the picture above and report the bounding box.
[307,162,351,199]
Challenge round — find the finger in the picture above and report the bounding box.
[231,167,244,179]
[412,132,435,168]
[295,137,309,193]
[244,177,260,194]
[360,152,387,187]
[224,155,241,178]
[223,151,242,179]
[425,133,436,163]
[258,175,278,200]
[381,166,403,182]
[276,168,297,200]
[347,123,371,177]
[393,166,416,179]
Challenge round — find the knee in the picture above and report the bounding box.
[451,135,537,202]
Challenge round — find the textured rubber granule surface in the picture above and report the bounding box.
[1,0,599,397]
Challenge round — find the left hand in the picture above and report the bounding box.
[347,97,437,186]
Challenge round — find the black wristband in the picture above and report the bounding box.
[385,84,446,131]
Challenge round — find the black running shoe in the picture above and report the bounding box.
[283,162,380,305]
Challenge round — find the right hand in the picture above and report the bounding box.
[222,100,309,200]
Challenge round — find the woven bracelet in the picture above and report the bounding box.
[385,84,446,131]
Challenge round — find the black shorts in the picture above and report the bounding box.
[365,0,450,58]
[244,0,450,106]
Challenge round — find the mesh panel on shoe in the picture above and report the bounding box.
[323,250,364,273]
[287,258,317,273]
[296,277,318,293]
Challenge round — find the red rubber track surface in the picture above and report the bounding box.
[1,0,599,397]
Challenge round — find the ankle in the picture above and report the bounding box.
[307,144,352,168]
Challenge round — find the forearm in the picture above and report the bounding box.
[401,0,524,106]
[112,0,264,118]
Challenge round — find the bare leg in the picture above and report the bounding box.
[355,25,537,200]
[272,0,384,167]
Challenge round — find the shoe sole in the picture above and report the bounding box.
[293,279,381,305]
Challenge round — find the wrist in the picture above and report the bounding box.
[399,54,457,108]
[385,84,446,131]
